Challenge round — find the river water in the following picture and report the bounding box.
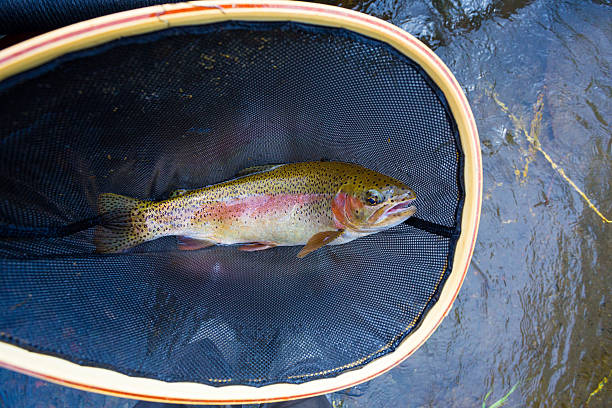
[1,1,610,407]
[325,1,611,407]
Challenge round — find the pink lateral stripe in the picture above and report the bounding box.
[198,193,326,220]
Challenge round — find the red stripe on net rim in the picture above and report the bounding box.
[0,1,482,403]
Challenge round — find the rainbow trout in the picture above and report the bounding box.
[95,161,416,257]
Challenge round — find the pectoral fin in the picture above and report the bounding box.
[177,237,215,251]
[297,230,344,258]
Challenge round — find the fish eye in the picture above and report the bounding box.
[365,189,384,206]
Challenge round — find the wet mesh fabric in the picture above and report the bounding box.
[0,22,464,386]
[0,0,183,34]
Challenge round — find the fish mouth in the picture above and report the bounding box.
[385,199,417,216]
[365,196,416,226]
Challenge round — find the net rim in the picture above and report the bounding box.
[0,0,482,403]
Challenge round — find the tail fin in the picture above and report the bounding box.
[94,193,150,253]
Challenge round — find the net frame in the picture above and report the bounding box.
[0,1,482,404]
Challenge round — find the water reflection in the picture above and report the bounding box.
[319,0,535,47]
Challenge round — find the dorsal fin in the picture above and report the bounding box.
[235,164,283,178]
[168,188,189,199]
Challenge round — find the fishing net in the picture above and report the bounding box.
[0,2,480,403]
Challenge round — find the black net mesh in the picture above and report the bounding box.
[0,22,463,386]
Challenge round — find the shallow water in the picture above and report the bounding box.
[1,0,610,407]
